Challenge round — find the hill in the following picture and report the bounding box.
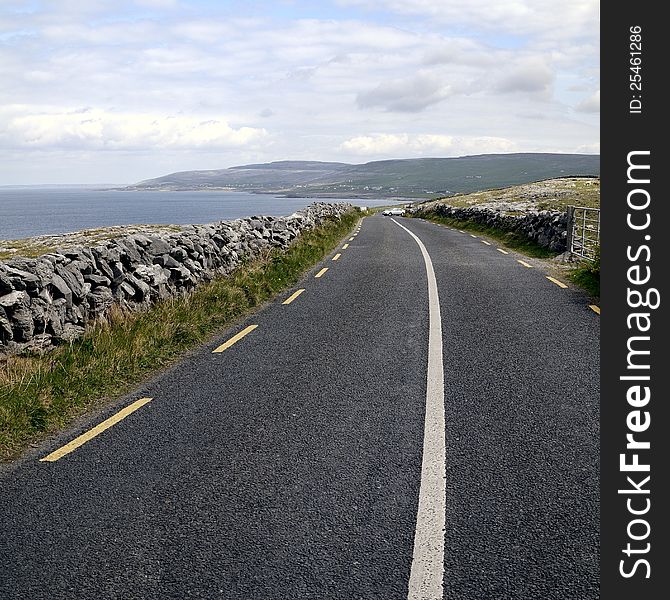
[125,153,600,199]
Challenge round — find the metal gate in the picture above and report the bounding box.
[567,206,600,261]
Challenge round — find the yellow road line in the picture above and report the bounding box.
[40,397,152,462]
[589,304,601,315]
[481,240,491,246]
[342,243,349,249]
[282,289,305,305]
[517,260,533,268]
[546,276,568,289]
[332,253,341,261]
[497,248,509,254]
[315,267,329,278]
[469,234,477,238]
[213,324,258,353]
[349,237,355,241]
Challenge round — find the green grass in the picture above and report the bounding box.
[413,213,557,259]
[419,177,600,212]
[0,211,359,461]
[567,250,600,298]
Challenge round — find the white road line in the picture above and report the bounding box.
[390,217,445,600]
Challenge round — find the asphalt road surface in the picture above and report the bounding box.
[0,215,599,599]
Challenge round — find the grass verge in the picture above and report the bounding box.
[0,211,359,461]
[413,212,558,259]
[566,253,600,299]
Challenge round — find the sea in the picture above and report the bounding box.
[0,187,402,240]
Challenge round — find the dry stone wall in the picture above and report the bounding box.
[0,203,353,354]
[412,203,568,252]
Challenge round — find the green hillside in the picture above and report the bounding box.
[127,153,600,199]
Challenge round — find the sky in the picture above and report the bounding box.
[0,0,599,184]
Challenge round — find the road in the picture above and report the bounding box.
[0,214,599,599]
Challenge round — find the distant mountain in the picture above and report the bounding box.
[126,153,600,198]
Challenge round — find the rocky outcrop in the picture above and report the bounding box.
[412,204,568,252]
[0,203,353,354]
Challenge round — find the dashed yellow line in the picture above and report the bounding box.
[481,240,491,246]
[315,267,329,278]
[40,397,153,462]
[517,260,533,268]
[349,237,355,241]
[342,243,349,249]
[589,304,601,315]
[546,276,568,289]
[213,324,258,353]
[469,234,477,238]
[497,248,509,255]
[332,253,342,261]
[282,289,305,305]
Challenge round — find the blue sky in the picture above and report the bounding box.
[0,0,599,184]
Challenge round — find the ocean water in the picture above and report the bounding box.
[0,188,399,240]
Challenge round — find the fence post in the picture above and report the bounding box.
[566,205,575,255]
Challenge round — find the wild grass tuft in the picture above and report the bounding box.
[0,212,359,461]
[567,247,600,299]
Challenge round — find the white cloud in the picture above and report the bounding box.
[357,73,454,112]
[3,109,267,150]
[338,0,599,39]
[575,90,600,113]
[0,1,599,183]
[340,133,517,156]
[495,58,554,95]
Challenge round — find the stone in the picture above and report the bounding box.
[129,234,153,247]
[63,249,90,262]
[55,264,84,298]
[147,238,172,255]
[88,286,114,316]
[249,219,264,230]
[0,290,27,308]
[33,259,55,287]
[1,202,354,353]
[93,257,115,282]
[117,239,143,266]
[0,270,15,294]
[67,303,86,324]
[58,323,85,343]
[110,261,125,285]
[9,305,34,342]
[135,264,169,287]
[125,273,151,300]
[0,306,13,343]
[24,334,53,352]
[154,254,180,269]
[169,247,188,261]
[49,274,73,308]
[47,304,65,336]
[29,297,50,326]
[70,259,94,276]
[84,273,112,287]
[4,266,41,293]
[5,258,38,271]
